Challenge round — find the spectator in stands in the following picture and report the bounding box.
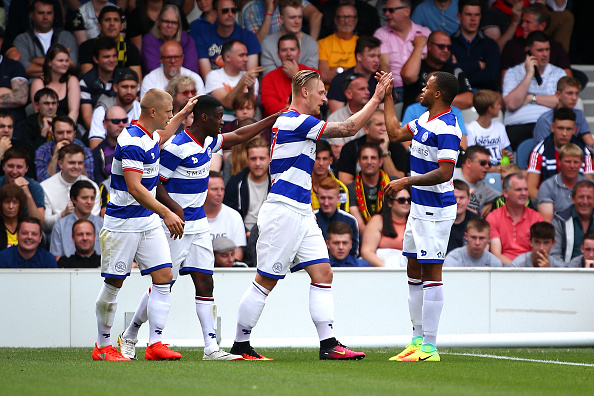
[79,37,119,132]
[126,1,189,52]
[549,180,594,263]
[261,34,318,117]
[536,144,591,222]
[327,36,381,114]
[40,145,101,233]
[326,221,370,267]
[30,44,80,124]
[317,4,358,85]
[142,5,199,75]
[569,229,594,268]
[78,5,142,76]
[0,184,27,251]
[480,0,523,52]
[50,180,103,260]
[487,173,543,265]
[0,147,45,224]
[89,68,140,149]
[317,0,380,39]
[243,0,322,42]
[205,40,262,124]
[453,145,501,214]
[91,106,127,184]
[221,93,257,135]
[35,115,94,182]
[223,138,271,234]
[412,0,460,35]
[212,236,248,267]
[0,217,56,268]
[361,187,410,267]
[13,0,78,78]
[205,171,246,261]
[492,163,534,210]
[0,111,37,180]
[0,29,29,131]
[57,219,101,268]
[327,74,370,143]
[186,0,216,25]
[338,110,409,185]
[374,0,431,99]
[68,0,113,44]
[533,77,593,147]
[502,31,566,150]
[140,41,205,98]
[311,140,349,213]
[260,0,319,76]
[222,119,259,185]
[165,75,200,117]
[191,0,261,80]
[527,108,594,200]
[21,89,58,168]
[511,221,565,267]
[444,217,503,267]
[401,30,474,112]
[447,179,479,253]
[315,177,359,256]
[450,0,501,91]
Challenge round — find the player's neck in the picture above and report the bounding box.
[288,100,308,115]
[476,115,492,129]
[427,102,450,120]
[188,126,207,145]
[135,116,155,135]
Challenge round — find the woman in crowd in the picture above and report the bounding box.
[0,184,27,251]
[127,0,189,52]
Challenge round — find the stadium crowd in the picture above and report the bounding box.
[0,0,593,270]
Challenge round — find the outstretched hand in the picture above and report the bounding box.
[372,71,393,102]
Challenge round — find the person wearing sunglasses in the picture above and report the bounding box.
[91,106,128,183]
[411,0,460,36]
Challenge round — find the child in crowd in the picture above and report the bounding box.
[510,222,566,267]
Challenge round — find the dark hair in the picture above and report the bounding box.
[16,216,42,234]
[526,30,550,48]
[43,44,71,84]
[316,140,333,158]
[31,0,53,12]
[341,72,365,93]
[465,144,491,162]
[530,221,555,241]
[209,170,223,179]
[357,142,382,159]
[57,144,85,162]
[51,115,76,136]
[193,95,223,119]
[72,218,96,234]
[522,3,550,27]
[0,183,26,220]
[583,229,594,243]
[458,0,482,14]
[221,39,243,60]
[278,33,300,51]
[232,92,256,110]
[382,188,410,238]
[432,71,459,105]
[453,179,470,195]
[327,221,353,238]
[279,0,301,13]
[34,87,58,103]
[2,146,30,165]
[93,36,118,59]
[571,180,594,198]
[98,4,123,22]
[553,106,576,123]
[70,180,97,200]
[0,110,13,122]
[354,35,381,56]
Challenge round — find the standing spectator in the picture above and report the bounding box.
[92,106,127,183]
[511,221,565,267]
[0,184,27,251]
[57,219,101,268]
[447,179,479,253]
[569,230,594,268]
[412,0,460,35]
[311,140,349,213]
[0,217,56,268]
[326,221,370,267]
[444,217,502,267]
[0,29,29,131]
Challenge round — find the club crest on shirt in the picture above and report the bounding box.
[421,132,429,142]
[207,147,212,158]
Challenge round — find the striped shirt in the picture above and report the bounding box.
[268,109,326,214]
[103,121,162,232]
[407,109,461,221]
[159,129,224,234]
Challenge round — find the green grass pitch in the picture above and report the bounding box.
[2,347,594,395]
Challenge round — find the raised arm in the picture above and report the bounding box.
[222,111,282,148]
[384,81,412,143]
[158,95,199,146]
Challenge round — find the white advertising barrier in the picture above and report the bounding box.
[1,267,594,348]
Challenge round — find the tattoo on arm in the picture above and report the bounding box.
[322,119,358,139]
[0,80,28,107]
[406,168,449,187]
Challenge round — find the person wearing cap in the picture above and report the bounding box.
[89,68,141,149]
[213,237,248,267]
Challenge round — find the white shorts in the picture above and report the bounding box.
[402,216,454,264]
[165,226,214,280]
[100,227,172,279]
[256,202,329,279]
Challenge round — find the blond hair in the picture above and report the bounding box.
[140,89,172,113]
[292,70,323,97]
[559,143,584,161]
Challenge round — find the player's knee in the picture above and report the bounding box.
[194,274,214,296]
[151,267,173,284]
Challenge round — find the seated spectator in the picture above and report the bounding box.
[91,106,127,184]
[221,93,258,135]
[0,217,56,268]
[0,147,45,224]
[67,0,112,44]
[327,74,370,143]
[502,31,566,150]
[89,68,141,149]
[0,184,26,251]
[536,144,592,222]
[78,5,142,76]
[35,115,94,182]
[444,217,503,267]
[326,221,371,267]
[401,102,469,149]
[260,0,319,76]
[338,110,409,184]
[20,89,59,169]
[533,77,593,147]
[0,30,29,130]
[223,138,271,234]
[527,108,594,200]
[40,145,101,233]
[466,90,513,168]
[190,0,261,80]
[30,44,80,125]
[50,180,103,260]
[205,40,262,124]
[205,171,246,261]
[569,229,594,268]
[401,31,473,112]
[450,0,500,91]
[57,219,101,268]
[261,34,319,117]
[549,180,594,263]
[511,221,565,267]
[492,163,536,210]
[453,145,501,215]
[360,187,410,267]
[315,177,359,257]
[142,5,199,75]
[487,173,544,265]
[126,2,189,53]
[311,140,349,213]
[187,0,216,25]
[413,0,460,34]
[317,4,358,85]
[242,0,322,42]
[317,0,380,39]
[447,179,479,253]
[140,41,205,98]
[165,75,201,116]
[212,236,248,268]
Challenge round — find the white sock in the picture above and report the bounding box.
[123,288,150,341]
[95,282,119,348]
[147,283,171,346]
[235,282,269,342]
[309,282,335,341]
[195,296,218,355]
[408,277,423,339]
[422,281,444,347]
